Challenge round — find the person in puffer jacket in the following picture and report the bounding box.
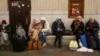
[40,17,51,47]
[29,18,42,40]
[85,17,100,51]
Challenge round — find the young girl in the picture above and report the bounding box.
[16,24,26,38]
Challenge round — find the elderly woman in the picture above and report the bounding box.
[85,17,100,51]
[71,16,84,47]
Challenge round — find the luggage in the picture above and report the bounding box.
[12,34,26,52]
[69,40,78,50]
[27,40,42,50]
[64,30,71,35]
[80,35,87,47]
[89,36,97,49]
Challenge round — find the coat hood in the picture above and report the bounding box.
[41,17,47,22]
[32,18,41,25]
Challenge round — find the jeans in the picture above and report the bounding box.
[39,32,51,43]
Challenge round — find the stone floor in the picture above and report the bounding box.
[0,46,100,56]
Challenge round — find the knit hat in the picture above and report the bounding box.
[2,20,7,24]
[33,18,41,25]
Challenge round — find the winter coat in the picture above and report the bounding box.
[52,21,65,35]
[41,17,51,33]
[0,24,11,34]
[71,19,84,34]
[29,18,42,36]
[85,21,99,33]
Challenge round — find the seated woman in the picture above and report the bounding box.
[29,18,42,40]
[0,20,11,50]
[70,16,84,48]
[85,17,100,51]
[0,20,11,37]
[40,17,51,47]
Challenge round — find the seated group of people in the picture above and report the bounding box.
[71,16,100,51]
[0,16,100,51]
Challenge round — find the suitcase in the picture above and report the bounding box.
[27,40,42,50]
[89,36,97,49]
[12,34,26,52]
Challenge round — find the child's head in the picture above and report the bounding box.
[16,23,22,29]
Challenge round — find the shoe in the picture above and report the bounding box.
[87,49,94,52]
[42,43,47,47]
[77,47,88,52]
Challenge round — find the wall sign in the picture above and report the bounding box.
[68,0,84,18]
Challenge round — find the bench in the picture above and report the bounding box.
[46,35,76,46]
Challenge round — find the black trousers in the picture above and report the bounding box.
[74,31,82,48]
[54,31,63,48]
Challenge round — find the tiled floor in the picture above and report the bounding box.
[0,46,100,56]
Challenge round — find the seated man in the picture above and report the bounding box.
[85,17,100,51]
[40,17,51,47]
[52,19,65,48]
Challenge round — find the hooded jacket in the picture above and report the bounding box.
[41,17,51,32]
[29,18,41,34]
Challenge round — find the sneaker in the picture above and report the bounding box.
[42,43,47,47]
[77,47,88,52]
[87,49,94,52]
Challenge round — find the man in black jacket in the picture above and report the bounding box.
[85,17,100,50]
[52,19,65,48]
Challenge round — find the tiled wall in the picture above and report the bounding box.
[0,0,100,29]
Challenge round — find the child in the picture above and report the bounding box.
[16,24,26,39]
[12,24,26,52]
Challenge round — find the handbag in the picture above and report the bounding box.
[69,40,78,50]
